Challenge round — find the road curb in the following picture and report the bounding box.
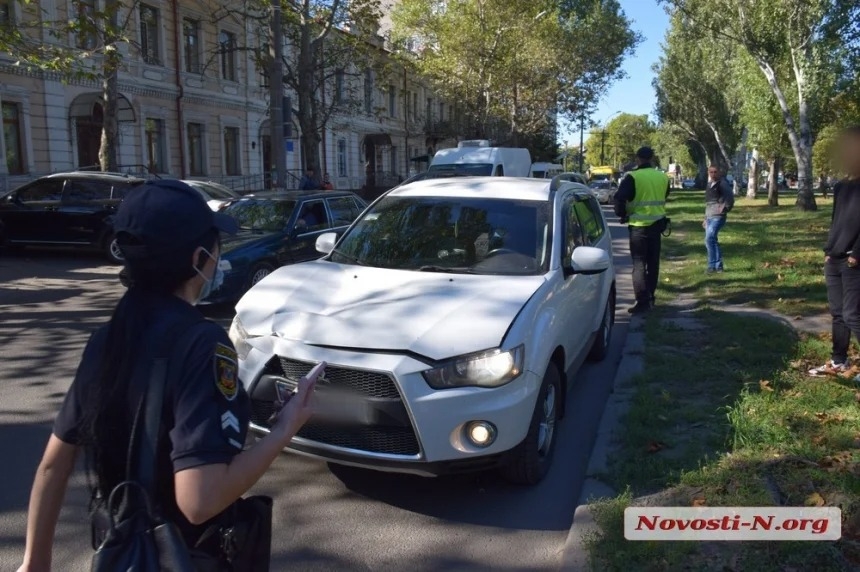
[559,316,646,571]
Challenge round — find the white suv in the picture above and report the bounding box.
[229,176,616,484]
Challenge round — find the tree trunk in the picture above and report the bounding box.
[767,157,779,207]
[98,0,120,172]
[747,148,759,199]
[755,58,816,211]
[733,128,747,197]
[296,15,321,176]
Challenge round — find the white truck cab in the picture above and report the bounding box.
[529,163,564,179]
[427,140,532,178]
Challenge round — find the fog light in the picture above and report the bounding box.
[465,421,497,448]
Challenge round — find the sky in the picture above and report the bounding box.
[561,0,670,147]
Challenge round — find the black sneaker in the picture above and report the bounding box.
[628,301,652,315]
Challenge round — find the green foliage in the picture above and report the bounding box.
[583,113,655,170]
[391,0,639,140]
[652,8,741,168]
[650,124,697,176]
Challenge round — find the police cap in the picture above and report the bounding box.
[113,179,238,260]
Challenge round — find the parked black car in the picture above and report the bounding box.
[0,172,146,263]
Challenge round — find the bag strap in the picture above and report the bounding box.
[126,316,203,497]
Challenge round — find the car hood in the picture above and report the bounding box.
[235,261,546,361]
[221,229,281,255]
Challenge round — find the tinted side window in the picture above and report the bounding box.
[564,198,586,263]
[65,179,113,202]
[327,196,361,226]
[297,199,330,231]
[17,179,64,202]
[573,199,604,244]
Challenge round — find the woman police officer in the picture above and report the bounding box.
[18,180,320,571]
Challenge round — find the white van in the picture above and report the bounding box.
[427,140,532,177]
[530,163,564,179]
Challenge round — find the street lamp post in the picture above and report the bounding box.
[578,114,585,173]
[599,110,622,166]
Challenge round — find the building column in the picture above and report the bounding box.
[42,78,73,171]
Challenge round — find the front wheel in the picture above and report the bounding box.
[104,235,124,265]
[500,364,562,485]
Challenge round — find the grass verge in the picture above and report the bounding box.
[658,190,833,316]
[585,309,860,571]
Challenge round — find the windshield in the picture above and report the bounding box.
[426,163,494,177]
[330,196,551,275]
[196,182,236,200]
[222,199,296,232]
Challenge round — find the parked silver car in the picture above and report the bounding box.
[588,181,616,204]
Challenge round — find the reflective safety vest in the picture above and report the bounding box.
[627,168,669,226]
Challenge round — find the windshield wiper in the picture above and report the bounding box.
[331,249,366,266]
[417,265,478,274]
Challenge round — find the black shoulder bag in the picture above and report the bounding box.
[91,318,201,571]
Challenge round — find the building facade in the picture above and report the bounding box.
[0,0,456,193]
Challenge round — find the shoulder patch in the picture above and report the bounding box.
[214,342,238,401]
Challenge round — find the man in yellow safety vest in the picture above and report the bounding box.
[613,147,671,314]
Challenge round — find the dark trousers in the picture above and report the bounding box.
[629,223,662,304]
[825,258,860,363]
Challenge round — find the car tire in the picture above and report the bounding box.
[500,364,562,486]
[247,262,274,290]
[104,235,124,265]
[588,289,615,362]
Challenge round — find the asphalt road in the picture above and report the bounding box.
[0,208,633,572]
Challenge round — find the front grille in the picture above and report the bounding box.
[249,399,420,456]
[268,357,400,399]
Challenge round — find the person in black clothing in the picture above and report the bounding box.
[19,180,322,571]
[809,125,860,382]
[614,147,672,314]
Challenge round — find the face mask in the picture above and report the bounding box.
[194,248,224,304]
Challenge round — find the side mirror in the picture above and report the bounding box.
[570,246,610,275]
[315,232,337,254]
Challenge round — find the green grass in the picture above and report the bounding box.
[585,309,860,571]
[657,190,834,316]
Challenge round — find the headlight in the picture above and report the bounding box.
[228,315,253,360]
[218,259,232,271]
[423,345,525,389]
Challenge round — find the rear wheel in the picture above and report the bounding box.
[500,364,562,485]
[588,289,615,362]
[104,235,124,265]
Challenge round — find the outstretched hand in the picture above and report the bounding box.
[271,364,325,442]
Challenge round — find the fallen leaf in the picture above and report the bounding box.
[647,441,667,453]
[763,262,771,269]
[812,435,826,445]
[794,316,802,321]
[815,412,828,420]
[692,497,707,507]
[760,380,775,392]
[806,492,826,506]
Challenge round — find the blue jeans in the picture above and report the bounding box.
[705,216,726,270]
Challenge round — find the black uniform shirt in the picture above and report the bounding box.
[824,179,860,258]
[53,293,250,535]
